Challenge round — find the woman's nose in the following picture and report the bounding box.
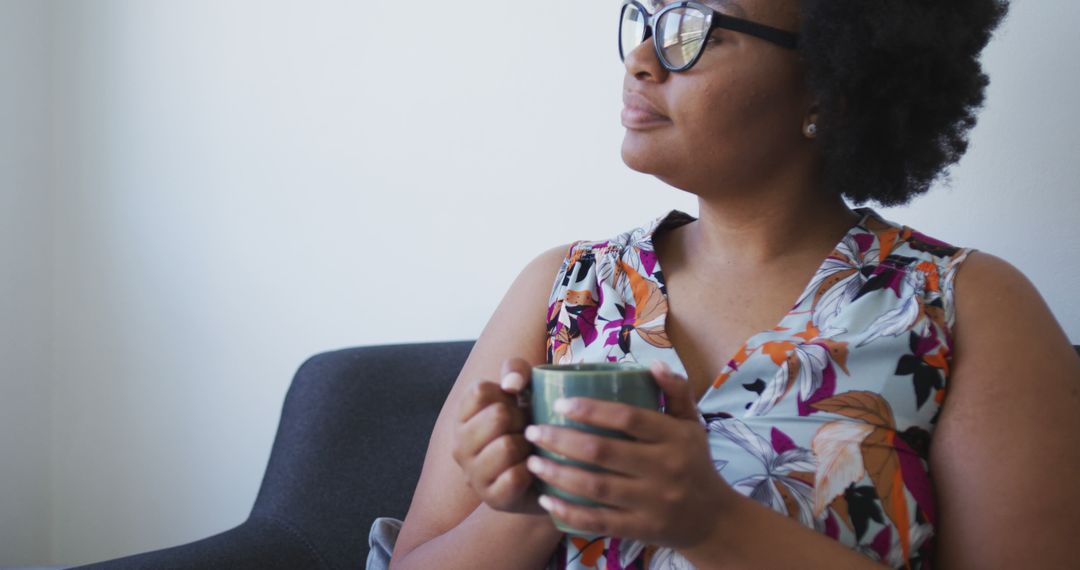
[624,30,670,82]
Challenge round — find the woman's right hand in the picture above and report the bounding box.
[451,357,547,516]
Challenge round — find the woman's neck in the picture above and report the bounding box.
[658,189,860,283]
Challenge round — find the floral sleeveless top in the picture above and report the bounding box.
[543,208,973,570]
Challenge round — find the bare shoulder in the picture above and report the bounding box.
[461,241,576,364]
[949,250,1079,375]
[516,241,579,309]
[931,250,1080,568]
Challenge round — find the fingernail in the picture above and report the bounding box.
[553,398,573,415]
[524,425,541,442]
[526,455,545,474]
[651,360,670,376]
[501,372,525,391]
[538,494,555,512]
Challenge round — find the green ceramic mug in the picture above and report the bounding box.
[528,362,662,537]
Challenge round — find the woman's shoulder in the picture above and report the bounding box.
[526,242,579,285]
[858,208,975,270]
[837,208,976,335]
[862,209,1045,337]
[950,249,1065,345]
[553,209,697,276]
[933,243,1078,402]
[560,209,697,257]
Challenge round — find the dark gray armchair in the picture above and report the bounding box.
[12,342,1080,569]
[67,341,473,570]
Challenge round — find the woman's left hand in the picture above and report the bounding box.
[524,359,734,550]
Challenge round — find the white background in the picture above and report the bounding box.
[1,0,1077,566]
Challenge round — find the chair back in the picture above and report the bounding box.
[250,341,474,570]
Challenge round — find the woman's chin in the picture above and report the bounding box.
[620,136,664,175]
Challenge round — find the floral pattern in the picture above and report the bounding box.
[544,208,973,570]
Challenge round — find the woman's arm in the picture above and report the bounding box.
[678,492,896,569]
[930,251,1080,568]
[389,243,573,570]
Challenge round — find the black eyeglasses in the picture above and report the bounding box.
[619,0,800,72]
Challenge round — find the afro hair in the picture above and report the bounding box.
[798,0,1010,206]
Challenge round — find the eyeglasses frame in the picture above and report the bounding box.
[619,0,800,72]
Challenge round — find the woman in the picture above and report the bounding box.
[386,0,1080,568]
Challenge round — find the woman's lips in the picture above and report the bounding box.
[621,106,671,129]
[621,91,670,129]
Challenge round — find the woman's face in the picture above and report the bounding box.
[620,0,812,194]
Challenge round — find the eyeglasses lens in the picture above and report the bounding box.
[620,4,648,61]
[658,8,710,69]
[620,4,712,70]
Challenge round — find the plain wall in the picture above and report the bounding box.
[0,0,53,565]
[1,0,1077,565]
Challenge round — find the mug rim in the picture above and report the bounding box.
[533,362,650,372]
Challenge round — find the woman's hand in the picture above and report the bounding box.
[524,360,735,549]
[451,357,547,516]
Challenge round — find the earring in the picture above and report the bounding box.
[805,123,818,137]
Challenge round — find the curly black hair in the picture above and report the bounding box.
[798,0,1010,206]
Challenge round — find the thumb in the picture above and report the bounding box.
[499,357,532,395]
[650,360,698,420]
[499,357,534,410]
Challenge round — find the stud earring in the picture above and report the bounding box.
[805,123,818,137]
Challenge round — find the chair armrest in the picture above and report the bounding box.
[68,514,327,569]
